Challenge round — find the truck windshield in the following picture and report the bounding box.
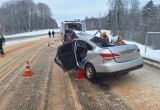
[65,23,82,31]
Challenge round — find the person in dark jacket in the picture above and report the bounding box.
[52,31,55,38]
[48,31,51,38]
[0,33,5,56]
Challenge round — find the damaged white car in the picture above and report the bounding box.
[55,31,143,82]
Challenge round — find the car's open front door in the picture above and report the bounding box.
[54,42,77,70]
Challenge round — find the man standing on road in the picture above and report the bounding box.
[48,31,51,38]
[0,33,5,56]
[52,30,55,38]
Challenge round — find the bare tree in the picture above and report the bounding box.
[0,0,58,34]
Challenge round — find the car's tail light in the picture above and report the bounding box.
[100,53,120,60]
[137,48,140,54]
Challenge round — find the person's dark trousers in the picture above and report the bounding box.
[0,42,4,55]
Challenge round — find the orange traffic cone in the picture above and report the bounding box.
[76,69,85,79]
[23,61,32,76]
[48,41,50,46]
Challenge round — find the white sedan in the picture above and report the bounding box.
[55,31,143,82]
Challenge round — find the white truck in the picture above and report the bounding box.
[61,19,86,43]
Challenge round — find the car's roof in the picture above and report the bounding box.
[73,30,94,41]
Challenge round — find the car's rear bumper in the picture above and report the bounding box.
[96,64,143,75]
[94,56,144,73]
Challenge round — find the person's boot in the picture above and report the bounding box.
[1,51,5,55]
[0,53,4,57]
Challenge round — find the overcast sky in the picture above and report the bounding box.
[0,0,160,25]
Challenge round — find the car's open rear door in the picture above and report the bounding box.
[55,41,77,70]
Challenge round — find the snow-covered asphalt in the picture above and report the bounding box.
[0,33,160,110]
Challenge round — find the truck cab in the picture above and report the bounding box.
[61,19,86,43]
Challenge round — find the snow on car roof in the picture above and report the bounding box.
[73,30,94,40]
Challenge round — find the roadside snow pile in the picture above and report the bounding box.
[4,28,60,38]
[5,36,46,47]
[86,30,160,61]
[4,29,60,47]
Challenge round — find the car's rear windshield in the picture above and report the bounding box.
[90,37,115,47]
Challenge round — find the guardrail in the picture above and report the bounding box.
[143,57,160,63]
[145,32,160,54]
[143,57,160,69]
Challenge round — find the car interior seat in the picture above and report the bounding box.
[76,46,87,63]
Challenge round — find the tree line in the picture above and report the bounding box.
[85,0,160,49]
[0,0,58,35]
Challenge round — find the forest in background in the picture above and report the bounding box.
[0,0,58,34]
[85,0,160,49]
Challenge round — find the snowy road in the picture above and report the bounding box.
[0,33,160,110]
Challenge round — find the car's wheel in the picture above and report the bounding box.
[85,63,97,83]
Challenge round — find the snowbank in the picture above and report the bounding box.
[4,29,60,47]
[4,28,60,38]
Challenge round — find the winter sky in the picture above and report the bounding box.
[0,0,160,26]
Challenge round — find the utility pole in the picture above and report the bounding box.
[148,8,151,31]
[116,6,118,34]
[0,23,2,28]
[99,12,102,30]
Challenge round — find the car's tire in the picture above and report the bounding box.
[85,63,97,83]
